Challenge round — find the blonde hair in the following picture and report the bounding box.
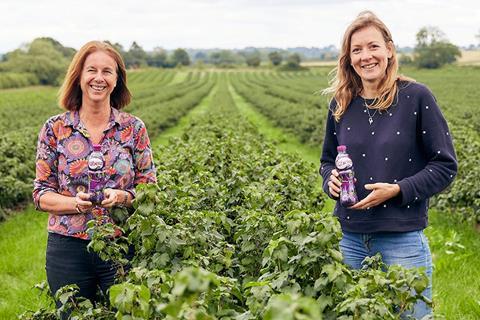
[58,41,131,111]
[323,11,413,121]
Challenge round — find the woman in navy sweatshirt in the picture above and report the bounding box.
[320,11,457,318]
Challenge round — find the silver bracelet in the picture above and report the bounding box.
[120,191,128,208]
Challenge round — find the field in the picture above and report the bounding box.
[456,50,480,65]
[0,66,479,319]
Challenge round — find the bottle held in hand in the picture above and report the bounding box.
[335,145,358,207]
[88,144,106,205]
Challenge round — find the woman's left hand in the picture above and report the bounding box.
[101,188,128,208]
[349,183,401,210]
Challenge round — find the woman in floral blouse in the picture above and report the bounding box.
[33,41,156,309]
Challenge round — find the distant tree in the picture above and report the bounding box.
[146,47,167,68]
[0,38,69,85]
[268,51,283,66]
[125,41,147,69]
[413,26,461,69]
[209,50,240,67]
[278,53,306,71]
[34,37,76,58]
[194,51,207,62]
[245,51,261,67]
[398,54,413,66]
[104,41,126,56]
[172,48,190,66]
[286,53,301,67]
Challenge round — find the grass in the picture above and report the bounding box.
[425,213,480,319]
[0,205,50,319]
[230,83,480,319]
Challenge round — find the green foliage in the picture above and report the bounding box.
[398,54,413,66]
[0,127,38,219]
[208,50,243,67]
[172,49,191,67]
[279,53,306,71]
[0,72,39,89]
[110,283,151,319]
[414,26,461,69]
[335,255,430,319]
[268,51,283,66]
[146,48,168,68]
[125,41,148,69]
[230,72,325,146]
[263,294,323,320]
[245,51,261,67]
[0,37,72,86]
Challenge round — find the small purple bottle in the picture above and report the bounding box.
[87,144,106,205]
[335,145,358,207]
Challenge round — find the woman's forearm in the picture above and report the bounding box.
[38,192,78,215]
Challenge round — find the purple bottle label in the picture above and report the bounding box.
[88,146,106,205]
[339,169,358,207]
[335,147,358,207]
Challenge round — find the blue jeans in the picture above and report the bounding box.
[340,230,432,319]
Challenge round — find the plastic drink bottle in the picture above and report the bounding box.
[88,144,106,205]
[335,145,358,207]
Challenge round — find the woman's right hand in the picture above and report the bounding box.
[75,191,93,214]
[328,169,341,198]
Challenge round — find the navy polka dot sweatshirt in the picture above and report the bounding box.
[320,81,457,233]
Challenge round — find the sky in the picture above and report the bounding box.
[1,0,479,53]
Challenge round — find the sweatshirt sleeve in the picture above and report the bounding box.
[320,102,339,200]
[397,85,458,206]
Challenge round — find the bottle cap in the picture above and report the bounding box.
[337,145,347,152]
[92,144,102,152]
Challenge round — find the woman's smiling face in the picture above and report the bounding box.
[350,25,393,88]
[80,50,118,105]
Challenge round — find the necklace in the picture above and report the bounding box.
[364,100,379,125]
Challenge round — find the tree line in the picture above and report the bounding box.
[0,38,306,88]
[0,25,469,89]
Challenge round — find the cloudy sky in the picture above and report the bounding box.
[1,0,479,52]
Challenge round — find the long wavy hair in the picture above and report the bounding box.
[58,41,131,111]
[323,11,413,121]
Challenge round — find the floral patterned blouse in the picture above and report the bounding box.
[33,107,157,240]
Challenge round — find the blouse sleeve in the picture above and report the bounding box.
[320,102,339,200]
[32,120,59,211]
[397,85,458,206]
[126,120,157,198]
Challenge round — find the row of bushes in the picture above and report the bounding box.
[231,73,325,146]
[0,72,39,89]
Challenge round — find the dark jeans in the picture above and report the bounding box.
[46,232,128,309]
